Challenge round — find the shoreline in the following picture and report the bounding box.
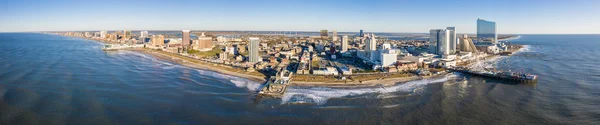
[64,34,268,83]
[498,35,521,41]
[63,34,524,88]
[291,45,525,87]
[131,49,267,83]
[290,73,448,88]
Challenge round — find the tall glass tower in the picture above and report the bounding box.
[429,29,450,55]
[359,29,364,37]
[249,37,261,63]
[446,27,457,54]
[477,19,497,43]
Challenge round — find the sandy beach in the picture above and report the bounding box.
[67,35,268,83]
[74,34,523,88]
[132,49,267,83]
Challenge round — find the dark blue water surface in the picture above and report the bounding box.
[0,33,599,124]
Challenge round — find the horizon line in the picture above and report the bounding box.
[1,30,599,35]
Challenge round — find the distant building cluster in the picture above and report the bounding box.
[61,18,514,80]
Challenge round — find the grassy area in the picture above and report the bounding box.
[354,70,377,73]
[190,47,223,57]
[311,60,320,68]
[294,75,341,82]
[347,73,411,82]
[294,73,413,83]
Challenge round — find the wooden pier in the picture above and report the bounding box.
[452,69,538,83]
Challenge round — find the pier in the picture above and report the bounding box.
[256,76,287,97]
[255,65,295,98]
[450,67,538,83]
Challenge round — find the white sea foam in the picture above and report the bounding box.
[467,55,507,70]
[123,52,262,91]
[117,51,262,91]
[382,104,401,108]
[281,74,459,105]
[514,45,532,54]
[118,51,182,69]
[230,79,261,91]
[195,69,261,91]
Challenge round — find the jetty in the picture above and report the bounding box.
[255,65,295,98]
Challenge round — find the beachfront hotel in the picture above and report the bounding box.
[182,30,191,48]
[477,18,498,43]
[248,37,260,63]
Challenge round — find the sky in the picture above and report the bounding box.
[0,0,599,34]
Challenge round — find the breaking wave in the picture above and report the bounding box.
[230,79,261,91]
[281,74,459,105]
[195,69,261,91]
[116,51,261,91]
[514,45,533,54]
[113,51,179,68]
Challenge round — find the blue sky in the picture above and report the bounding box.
[1,0,598,34]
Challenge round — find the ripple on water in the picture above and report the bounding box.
[195,69,261,91]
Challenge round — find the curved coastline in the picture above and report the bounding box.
[63,33,525,89]
[132,48,267,83]
[58,34,268,83]
[499,35,522,41]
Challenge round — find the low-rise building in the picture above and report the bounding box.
[397,60,418,72]
[219,52,228,60]
[337,65,352,75]
[312,67,338,75]
[380,49,398,67]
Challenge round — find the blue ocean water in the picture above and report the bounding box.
[0,33,598,124]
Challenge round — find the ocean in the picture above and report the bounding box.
[0,33,598,124]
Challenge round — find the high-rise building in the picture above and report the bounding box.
[359,29,364,37]
[477,19,497,43]
[226,46,236,55]
[100,30,107,38]
[194,32,213,51]
[151,35,165,48]
[123,30,132,40]
[248,37,261,63]
[107,34,117,41]
[365,33,378,61]
[430,29,450,55]
[140,31,149,38]
[182,30,191,47]
[94,32,100,37]
[84,32,92,38]
[341,35,348,52]
[365,33,377,52]
[320,30,328,37]
[446,27,457,54]
[332,29,338,41]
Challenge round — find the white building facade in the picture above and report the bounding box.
[341,35,348,52]
[249,37,261,63]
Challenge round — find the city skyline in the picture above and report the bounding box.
[1,0,599,34]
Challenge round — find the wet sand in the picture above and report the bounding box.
[132,49,267,83]
[72,35,523,88]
